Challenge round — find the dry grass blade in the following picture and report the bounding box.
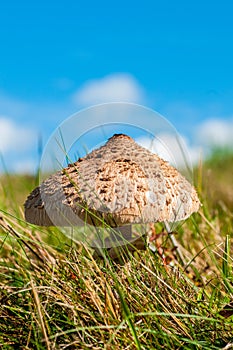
[0,151,233,349]
[30,280,51,350]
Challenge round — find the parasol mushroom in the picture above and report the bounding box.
[24,134,200,260]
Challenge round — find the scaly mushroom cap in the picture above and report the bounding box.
[24,134,200,227]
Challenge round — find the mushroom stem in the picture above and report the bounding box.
[109,225,132,244]
[93,225,147,260]
[92,225,132,258]
[164,222,186,266]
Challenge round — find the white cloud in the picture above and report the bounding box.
[0,116,38,173]
[73,73,145,106]
[197,118,233,148]
[1,86,233,175]
[0,91,28,118]
[53,77,74,91]
[0,117,35,153]
[13,159,37,174]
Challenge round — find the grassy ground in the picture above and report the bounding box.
[0,153,232,349]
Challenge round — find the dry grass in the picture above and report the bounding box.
[0,152,232,349]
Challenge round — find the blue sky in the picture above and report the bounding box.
[0,0,233,172]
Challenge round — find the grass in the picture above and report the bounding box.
[0,152,232,349]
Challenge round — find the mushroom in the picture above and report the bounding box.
[24,134,200,259]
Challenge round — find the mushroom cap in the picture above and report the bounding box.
[24,134,200,227]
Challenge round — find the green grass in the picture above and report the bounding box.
[0,153,232,349]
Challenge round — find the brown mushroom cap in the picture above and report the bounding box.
[24,134,200,227]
